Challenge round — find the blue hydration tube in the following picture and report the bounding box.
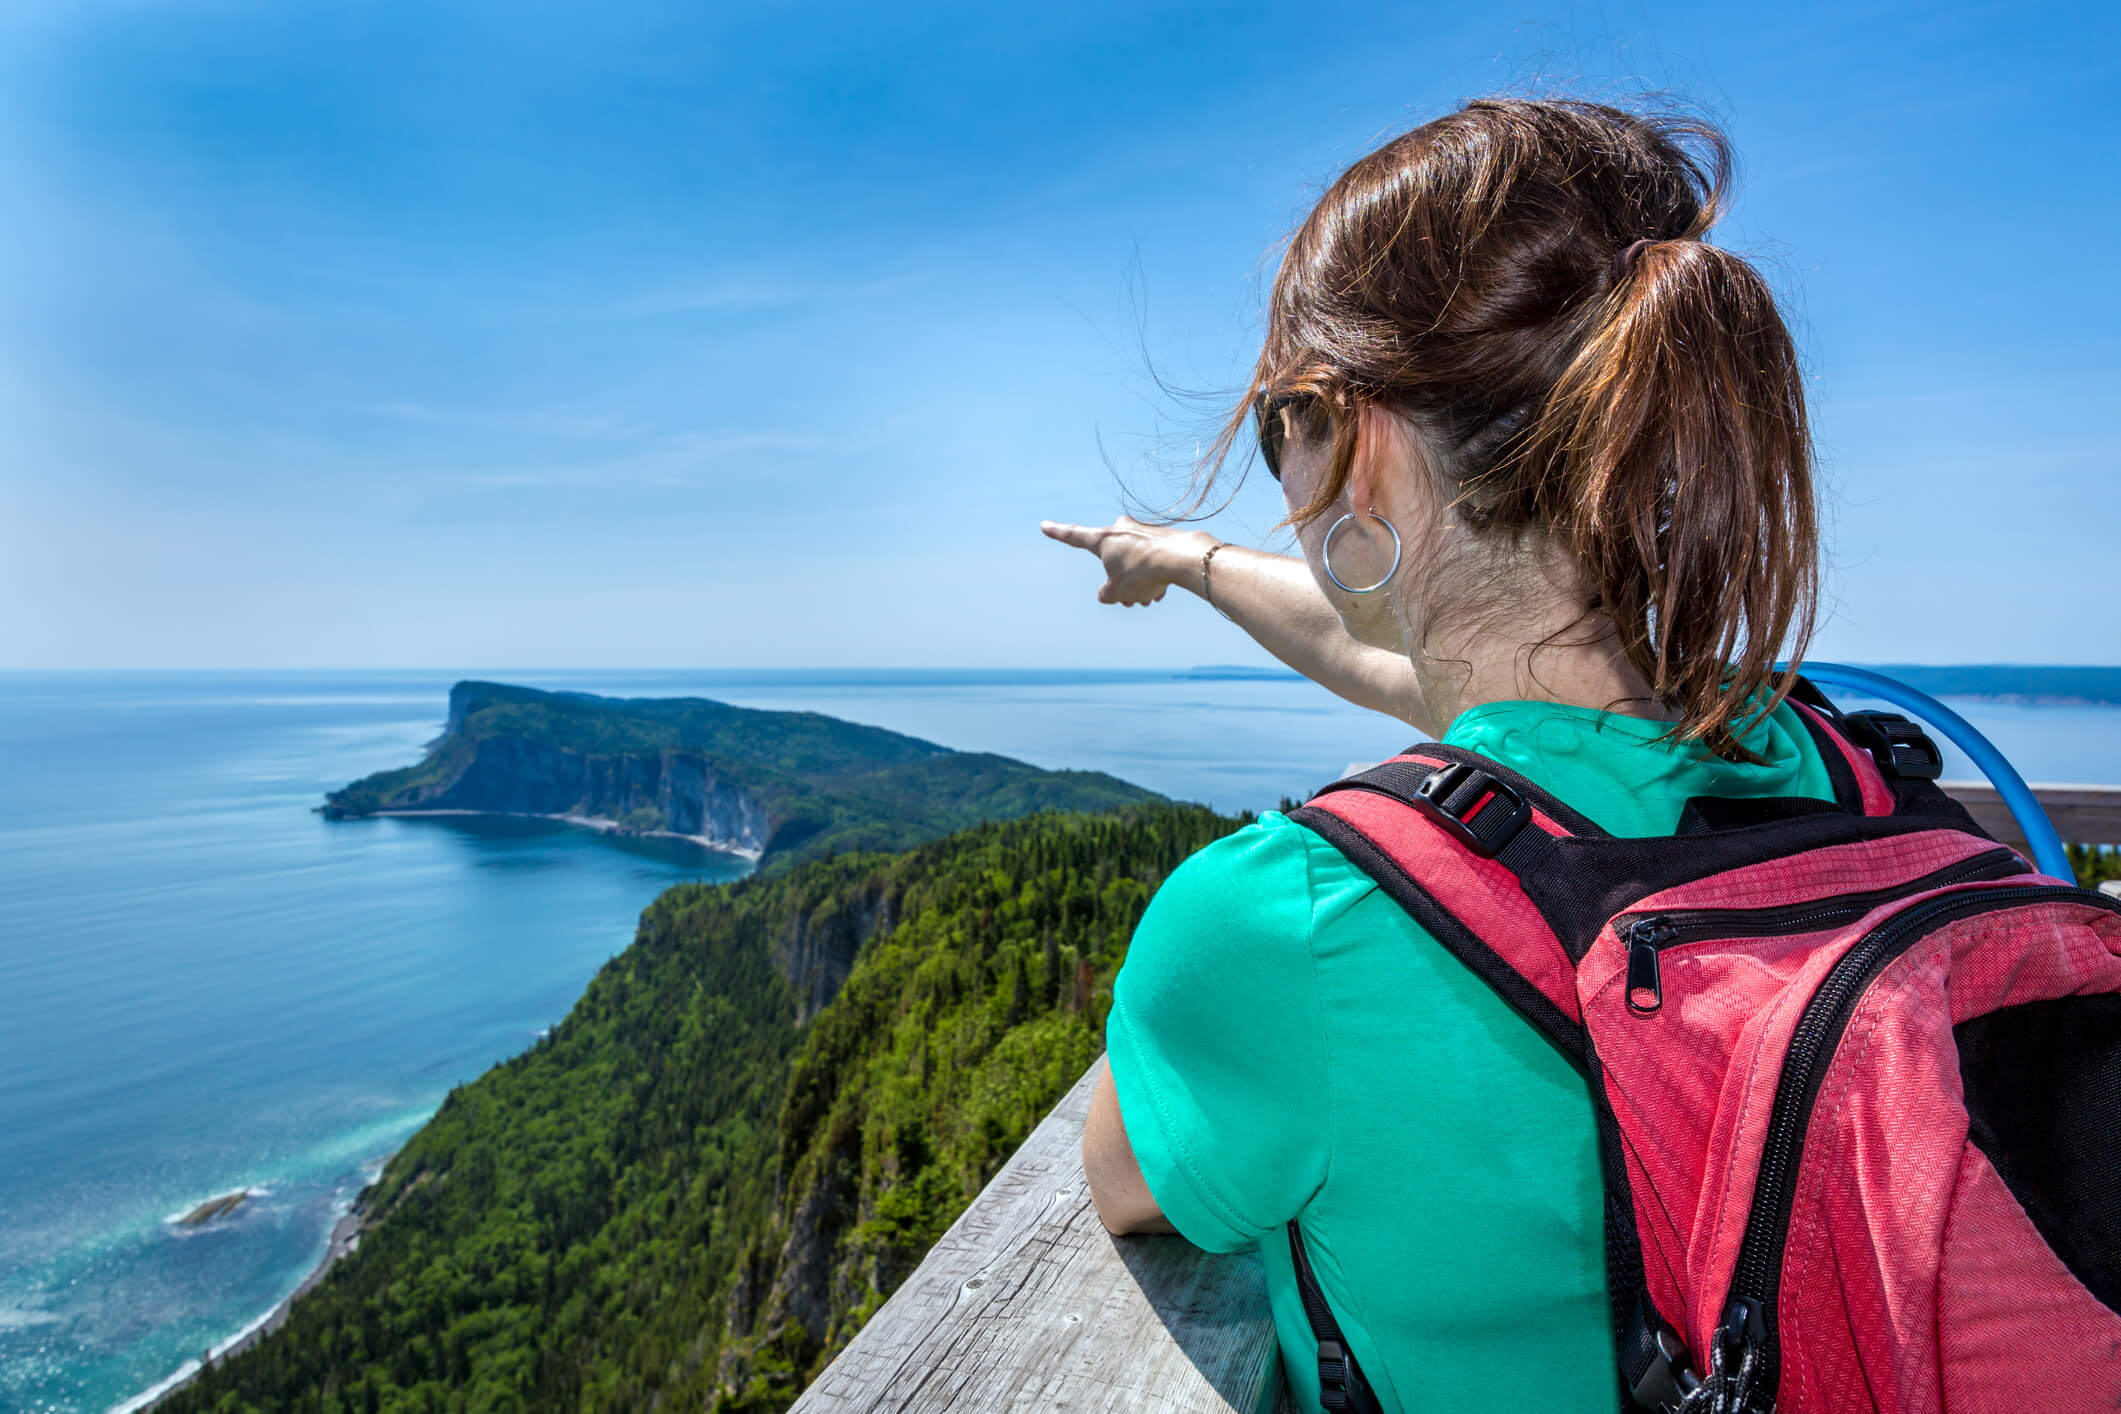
[1792,662,2074,882]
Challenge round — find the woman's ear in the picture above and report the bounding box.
[1341,402,1400,513]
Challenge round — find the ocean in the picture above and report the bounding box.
[0,669,2114,1413]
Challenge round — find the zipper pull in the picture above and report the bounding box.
[1721,1296,1768,1348]
[1712,1298,1771,1408]
[1626,918,1673,1016]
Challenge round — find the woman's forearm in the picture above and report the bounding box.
[1188,543,1432,731]
[1039,516,1435,734]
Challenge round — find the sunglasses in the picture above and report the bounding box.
[1254,392,1298,482]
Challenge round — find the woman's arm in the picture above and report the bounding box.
[1081,1056,1176,1235]
[1039,517,1432,730]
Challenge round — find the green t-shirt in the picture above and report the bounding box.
[1105,697,1833,1413]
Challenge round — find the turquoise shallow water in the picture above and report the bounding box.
[0,670,2112,1413]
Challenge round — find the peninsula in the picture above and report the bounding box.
[323,681,1161,870]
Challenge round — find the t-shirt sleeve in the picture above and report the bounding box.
[1104,813,1333,1253]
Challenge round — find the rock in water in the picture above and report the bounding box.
[178,1192,248,1227]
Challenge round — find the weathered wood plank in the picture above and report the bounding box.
[790,1058,1289,1414]
[1941,782,2121,849]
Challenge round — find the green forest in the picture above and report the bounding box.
[162,802,1242,1414]
[2066,841,2120,889]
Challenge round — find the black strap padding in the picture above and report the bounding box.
[1289,804,1588,1072]
[1619,1289,1666,1403]
[1315,758,1445,811]
[1288,1221,1387,1414]
[1496,814,1561,876]
[1787,681,2000,838]
[1884,775,1995,836]
[1676,794,1845,834]
[1590,1042,1663,1411]
[1789,689,1869,816]
[1784,674,1838,716]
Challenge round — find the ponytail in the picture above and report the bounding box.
[1530,238,1817,760]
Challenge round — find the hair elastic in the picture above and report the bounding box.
[1612,238,1658,281]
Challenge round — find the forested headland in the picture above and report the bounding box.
[323,681,1161,869]
[160,802,1242,1414]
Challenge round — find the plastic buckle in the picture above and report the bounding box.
[1842,711,1945,781]
[1315,1339,1352,1410]
[1413,763,1532,857]
[1629,1322,1703,1412]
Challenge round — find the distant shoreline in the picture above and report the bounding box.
[1909,693,2121,708]
[366,808,765,862]
[1858,666,2121,709]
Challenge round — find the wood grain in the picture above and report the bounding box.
[789,1059,1289,1414]
[1941,781,2121,849]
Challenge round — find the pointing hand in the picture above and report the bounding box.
[1039,517,1214,607]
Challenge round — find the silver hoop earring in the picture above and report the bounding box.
[1321,511,1401,594]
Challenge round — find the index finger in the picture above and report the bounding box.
[1040,520,1105,551]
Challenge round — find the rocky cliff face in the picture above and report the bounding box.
[774,882,895,1024]
[383,737,771,854]
[715,883,903,1383]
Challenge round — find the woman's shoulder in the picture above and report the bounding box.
[1117,812,1380,1081]
[1149,809,1387,941]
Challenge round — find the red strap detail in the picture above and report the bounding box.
[1303,786,1582,1024]
[1791,701,1895,818]
[1398,750,1579,839]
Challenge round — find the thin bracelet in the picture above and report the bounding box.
[1200,541,1235,622]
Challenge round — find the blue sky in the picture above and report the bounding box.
[2,1,2114,669]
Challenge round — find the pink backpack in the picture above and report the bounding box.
[1279,686,2121,1414]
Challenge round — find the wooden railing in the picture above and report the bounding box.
[790,784,2114,1412]
[1940,782,2121,851]
[789,1058,1288,1414]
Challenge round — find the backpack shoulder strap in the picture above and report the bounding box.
[1789,679,1999,837]
[1286,1221,1387,1414]
[1288,744,1593,1070]
[1290,748,1678,1408]
[1788,693,1897,817]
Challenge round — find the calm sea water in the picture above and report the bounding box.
[0,670,2113,1413]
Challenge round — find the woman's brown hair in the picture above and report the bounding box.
[1211,98,1817,760]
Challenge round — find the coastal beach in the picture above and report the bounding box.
[116,1205,367,1414]
[363,807,768,862]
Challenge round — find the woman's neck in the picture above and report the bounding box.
[1405,572,1672,738]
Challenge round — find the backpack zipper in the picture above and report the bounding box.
[1711,882,2121,1405]
[1622,848,2025,1016]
